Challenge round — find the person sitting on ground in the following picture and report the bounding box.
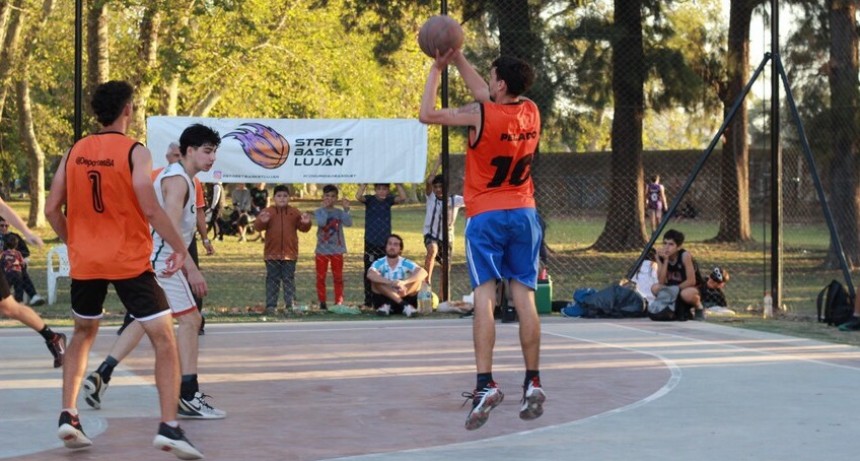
[631,247,658,304]
[366,234,428,317]
[0,217,45,305]
[701,266,730,308]
[2,234,29,303]
[651,228,704,320]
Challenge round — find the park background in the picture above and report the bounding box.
[1,1,859,343]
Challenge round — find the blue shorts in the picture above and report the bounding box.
[464,208,542,290]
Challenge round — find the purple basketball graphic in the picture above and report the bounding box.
[225,123,290,169]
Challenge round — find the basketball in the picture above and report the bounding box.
[418,15,464,58]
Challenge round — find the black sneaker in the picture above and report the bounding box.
[839,316,860,332]
[462,381,504,430]
[57,411,92,449]
[46,333,66,368]
[319,302,328,311]
[153,422,204,460]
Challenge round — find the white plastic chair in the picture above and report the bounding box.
[46,244,70,305]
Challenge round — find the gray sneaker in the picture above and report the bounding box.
[178,392,226,419]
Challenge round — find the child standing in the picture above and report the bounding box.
[254,184,312,315]
[422,157,465,290]
[314,185,353,310]
[356,183,406,306]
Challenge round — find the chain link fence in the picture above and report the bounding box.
[209,1,853,319]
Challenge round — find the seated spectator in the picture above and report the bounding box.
[701,266,730,308]
[632,248,658,303]
[651,229,704,320]
[0,218,44,305]
[2,234,28,302]
[366,234,428,317]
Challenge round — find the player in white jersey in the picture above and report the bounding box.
[81,124,226,420]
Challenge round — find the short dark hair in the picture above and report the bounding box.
[374,183,390,189]
[431,174,444,187]
[651,175,660,183]
[491,56,535,96]
[323,184,339,195]
[4,233,19,249]
[387,233,404,250]
[663,229,685,246]
[179,124,221,156]
[91,81,134,126]
[273,184,290,195]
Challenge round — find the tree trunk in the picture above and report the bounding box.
[190,89,222,116]
[713,0,755,242]
[86,0,109,130]
[130,6,161,139]
[494,0,552,116]
[593,0,646,251]
[17,0,56,227]
[0,0,24,126]
[825,0,860,268]
[0,1,12,50]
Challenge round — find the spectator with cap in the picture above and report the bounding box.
[700,266,730,308]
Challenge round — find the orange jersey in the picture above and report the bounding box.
[65,132,153,279]
[152,166,204,207]
[464,100,540,217]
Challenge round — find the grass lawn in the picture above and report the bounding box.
[4,197,860,347]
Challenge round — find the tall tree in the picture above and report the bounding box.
[593,0,646,251]
[0,0,24,126]
[17,0,55,226]
[86,0,109,129]
[825,0,860,266]
[711,0,761,243]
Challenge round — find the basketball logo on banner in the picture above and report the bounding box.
[224,122,291,169]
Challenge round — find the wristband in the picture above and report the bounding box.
[202,238,211,244]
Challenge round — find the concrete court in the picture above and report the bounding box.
[2,317,860,461]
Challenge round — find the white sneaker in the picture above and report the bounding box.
[178,392,226,419]
[402,304,417,318]
[376,304,391,316]
[28,294,46,306]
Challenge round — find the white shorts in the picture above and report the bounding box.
[152,259,197,317]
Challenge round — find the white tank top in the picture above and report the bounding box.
[151,162,196,263]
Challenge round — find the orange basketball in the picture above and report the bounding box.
[418,15,464,58]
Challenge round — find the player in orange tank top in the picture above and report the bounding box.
[420,50,546,431]
[45,80,204,459]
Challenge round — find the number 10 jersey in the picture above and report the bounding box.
[464,99,540,218]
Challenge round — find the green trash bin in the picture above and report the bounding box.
[536,276,552,314]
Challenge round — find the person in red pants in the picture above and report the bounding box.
[314,185,353,310]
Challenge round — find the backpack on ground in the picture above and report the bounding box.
[648,286,680,321]
[816,280,854,327]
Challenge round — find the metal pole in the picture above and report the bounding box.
[770,0,782,310]
[74,0,83,141]
[440,0,450,301]
[627,55,772,279]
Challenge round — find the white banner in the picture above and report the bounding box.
[146,116,428,183]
